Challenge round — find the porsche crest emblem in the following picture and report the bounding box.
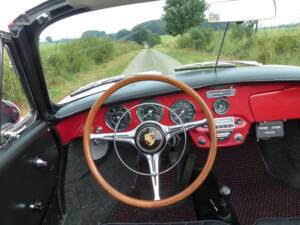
[144,132,156,147]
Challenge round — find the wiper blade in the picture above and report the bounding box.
[70,76,128,97]
[175,60,262,72]
[70,82,102,97]
[229,60,262,66]
[175,61,236,72]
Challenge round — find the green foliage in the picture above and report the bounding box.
[116,20,166,41]
[40,37,116,84]
[36,38,139,101]
[45,36,53,43]
[230,22,256,40]
[161,27,300,68]
[163,0,207,36]
[116,29,132,40]
[2,38,140,107]
[129,28,161,47]
[133,20,167,36]
[2,53,29,112]
[176,27,213,50]
[147,32,162,47]
[177,34,193,49]
[81,30,106,38]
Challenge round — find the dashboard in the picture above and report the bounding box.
[55,82,300,148]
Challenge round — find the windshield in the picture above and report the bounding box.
[39,0,300,103]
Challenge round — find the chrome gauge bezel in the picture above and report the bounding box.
[136,100,164,122]
[105,105,131,131]
[213,98,230,115]
[170,99,196,124]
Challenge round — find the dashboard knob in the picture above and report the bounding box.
[28,201,43,211]
[198,137,206,145]
[235,119,243,125]
[234,133,244,143]
[34,158,48,168]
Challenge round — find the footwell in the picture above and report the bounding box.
[205,137,300,225]
[64,137,300,225]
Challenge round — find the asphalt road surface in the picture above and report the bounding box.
[123,49,182,75]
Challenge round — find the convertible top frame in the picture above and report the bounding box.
[68,0,159,10]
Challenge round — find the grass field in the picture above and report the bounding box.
[3,38,140,113]
[157,27,300,67]
[158,35,217,64]
[48,50,139,102]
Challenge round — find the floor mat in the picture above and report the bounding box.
[65,137,300,225]
[108,157,197,223]
[64,140,136,225]
[201,137,300,225]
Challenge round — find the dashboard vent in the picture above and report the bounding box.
[206,89,236,98]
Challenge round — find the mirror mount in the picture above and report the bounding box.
[215,23,230,72]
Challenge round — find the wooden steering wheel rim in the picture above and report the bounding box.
[83,74,217,209]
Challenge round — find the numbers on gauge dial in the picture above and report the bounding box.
[170,100,196,124]
[137,101,163,122]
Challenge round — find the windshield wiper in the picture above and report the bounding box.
[229,60,262,66]
[175,60,262,72]
[175,61,236,72]
[70,76,129,97]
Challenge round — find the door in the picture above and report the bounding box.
[0,32,62,225]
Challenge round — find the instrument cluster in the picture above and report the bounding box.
[105,99,197,131]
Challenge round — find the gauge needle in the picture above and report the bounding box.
[178,109,186,117]
[144,109,154,119]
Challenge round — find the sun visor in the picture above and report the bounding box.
[68,0,159,10]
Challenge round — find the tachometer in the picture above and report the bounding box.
[137,100,163,122]
[105,106,131,131]
[170,100,196,124]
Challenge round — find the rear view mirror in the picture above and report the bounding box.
[207,0,276,23]
[1,100,20,129]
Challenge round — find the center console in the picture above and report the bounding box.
[190,116,250,148]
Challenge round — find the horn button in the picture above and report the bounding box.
[135,124,165,154]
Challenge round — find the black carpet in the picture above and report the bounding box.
[64,140,136,225]
[196,137,300,225]
[107,162,197,223]
[64,137,300,225]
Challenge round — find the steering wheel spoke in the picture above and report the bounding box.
[163,118,207,141]
[90,131,135,146]
[145,153,161,201]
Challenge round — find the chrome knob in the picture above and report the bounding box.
[28,201,43,211]
[234,133,244,143]
[219,185,231,196]
[34,158,48,168]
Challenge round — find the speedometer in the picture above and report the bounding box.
[105,106,131,131]
[170,100,196,124]
[137,100,163,122]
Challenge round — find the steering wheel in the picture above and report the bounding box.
[83,74,217,208]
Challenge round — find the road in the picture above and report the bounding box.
[122,49,182,75]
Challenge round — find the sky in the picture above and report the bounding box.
[1,0,300,41]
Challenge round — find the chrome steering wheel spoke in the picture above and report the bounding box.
[90,131,135,146]
[163,119,207,141]
[144,153,161,201]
